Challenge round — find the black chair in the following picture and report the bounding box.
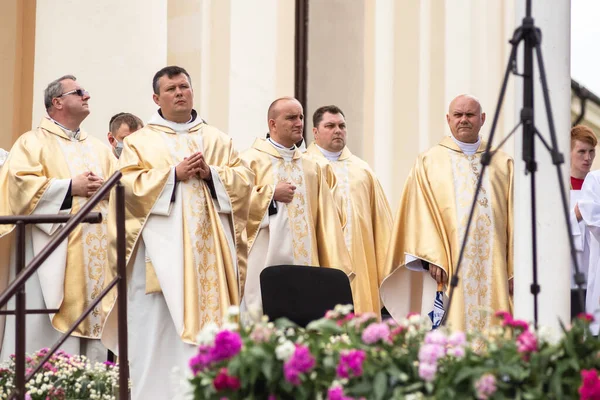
[260,265,354,327]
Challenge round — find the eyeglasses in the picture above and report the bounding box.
[57,89,89,98]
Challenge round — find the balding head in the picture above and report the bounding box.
[267,97,304,147]
[446,94,485,143]
[267,97,300,121]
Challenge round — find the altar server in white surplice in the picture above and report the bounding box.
[0,75,113,361]
[101,66,253,400]
[568,125,597,319]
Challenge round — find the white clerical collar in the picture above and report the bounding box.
[148,109,203,133]
[315,144,342,161]
[267,137,296,161]
[450,134,481,155]
[48,117,80,140]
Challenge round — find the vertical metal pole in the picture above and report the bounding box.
[116,182,129,399]
[14,222,26,400]
[294,0,309,145]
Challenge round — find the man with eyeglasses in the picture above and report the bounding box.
[107,112,144,158]
[0,75,113,361]
[100,65,254,399]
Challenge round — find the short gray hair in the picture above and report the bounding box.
[44,75,77,111]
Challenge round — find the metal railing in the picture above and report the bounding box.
[0,171,129,400]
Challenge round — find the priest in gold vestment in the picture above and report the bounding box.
[240,97,353,319]
[382,95,513,332]
[101,66,253,400]
[305,105,393,316]
[0,75,112,361]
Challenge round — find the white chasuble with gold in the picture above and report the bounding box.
[101,113,252,400]
[382,137,513,333]
[304,143,393,316]
[240,139,353,318]
[0,118,113,361]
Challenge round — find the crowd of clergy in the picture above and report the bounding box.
[0,65,523,398]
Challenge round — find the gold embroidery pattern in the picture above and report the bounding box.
[54,137,108,338]
[271,157,313,265]
[162,132,223,326]
[331,161,353,251]
[449,150,494,333]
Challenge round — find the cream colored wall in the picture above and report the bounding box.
[32,0,168,146]
[306,0,517,209]
[167,0,295,153]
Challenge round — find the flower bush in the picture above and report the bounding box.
[187,306,600,399]
[0,348,120,399]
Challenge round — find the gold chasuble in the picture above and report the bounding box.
[305,143,393,315]
[240,139,353,314]
[102,119,253,346]
[382,137,513,332]
[0,118,113,339]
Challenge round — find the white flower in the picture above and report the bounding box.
[334,304,354,315]
[286,328,295,336]
[222,322,239,332]
[227,305,240,316]
[537,325,559,345]
[275,340,296,361]
[196,322,220,346]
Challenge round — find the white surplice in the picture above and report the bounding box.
[577,171,600,334]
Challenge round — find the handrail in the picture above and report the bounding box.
[1,171,129,400]
[0,212,102,225]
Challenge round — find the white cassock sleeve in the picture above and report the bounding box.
[34,178,72,235]
[150,167,176,216]
[209,167,232,214]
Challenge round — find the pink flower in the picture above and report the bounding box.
[418,343,445,365]
[249,325,273,343]
[418,362,437,382]
[580,369,600,400]
[578,313,595,323]
[424,330,447,346]
[506,319,529,331]
[361,322,390,344]
[446,346,465,359]
[494,310,512,321]
[283,344,316,386]
[448,331,466,347]
[328,386,347,400]
[210,330,242,361]
[190,345,213,374]
[268,395,277,400]
[474,373,497,400]
[213,368,241,391]
[327,386,363,400]
[336,349,367,378]
[516,330,538,355]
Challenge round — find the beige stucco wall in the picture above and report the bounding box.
[31,0,168,147]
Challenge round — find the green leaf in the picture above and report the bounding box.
[373,371,388,400]
[306,318,344,334]
[261,358,274,380]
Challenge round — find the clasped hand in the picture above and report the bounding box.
[175,152,210,181]
[72,171,104,197]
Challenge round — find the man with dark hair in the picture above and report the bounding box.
[101,65,253,399]
[305,105,394,317]
[107,112,144,158]
[239,97,353,319]
[0,75,113,361]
